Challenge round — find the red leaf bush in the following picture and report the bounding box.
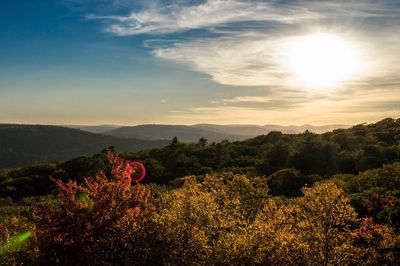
[35,151,153,265]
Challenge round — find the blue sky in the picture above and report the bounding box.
[0,0,399,125]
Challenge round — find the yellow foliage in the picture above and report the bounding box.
[153,178,367,265]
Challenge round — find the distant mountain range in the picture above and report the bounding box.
[0,125,168,169]
[102,125,246,142]
[69,123,349,142]
[192,124,349,137]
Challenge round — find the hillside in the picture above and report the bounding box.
[2,117,398,198]
[121,118,399,183]
[0,124,169,169]
[103,123,348,142]
[193,123,349,136]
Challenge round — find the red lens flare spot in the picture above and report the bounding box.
[128,161,146,183]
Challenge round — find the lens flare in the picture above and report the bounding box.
[0,231,32,256]
[75,191,93,214]
[128,161,146,183]
[76,191,89,202]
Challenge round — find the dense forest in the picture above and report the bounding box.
[0,118,399,265]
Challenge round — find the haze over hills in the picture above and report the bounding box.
[103,124,247,142]
[193,124,350,136]
[0,124,169,169]
[67,125,122,134]
[101,123,350,142]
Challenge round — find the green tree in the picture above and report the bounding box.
[267,168,309,197]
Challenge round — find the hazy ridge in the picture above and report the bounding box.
[70,123,349,142]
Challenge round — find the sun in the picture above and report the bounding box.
[283,33,363,89]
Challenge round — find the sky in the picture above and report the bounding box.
[0,0,399,126]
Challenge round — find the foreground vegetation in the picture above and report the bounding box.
[0,152,399,265]
[1,118,400,265]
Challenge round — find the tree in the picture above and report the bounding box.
[197,137,208,147]
[295,182,358,265]
[261,141,289,175]
[153,173,268,265]
[267,168,309,197]
[169,136,179,148]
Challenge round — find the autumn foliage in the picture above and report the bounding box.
[35,151,152,264]
[1,152,400,265]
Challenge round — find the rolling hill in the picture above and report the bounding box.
[0,124,169,169]
[103,124,349,142]
[193,124,350,136]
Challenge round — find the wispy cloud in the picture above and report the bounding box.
[218,89,314,108]
[88,0,318,35]
[153,34,286,86]
[170,87,400,125]
[88,0,400,35]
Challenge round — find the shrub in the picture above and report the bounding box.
[35,151,153,265]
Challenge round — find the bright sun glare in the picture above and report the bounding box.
[283,33,363,89]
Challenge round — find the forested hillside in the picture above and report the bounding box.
[0,124,169,169]
[126,118,400,183]
[1,118,398,199]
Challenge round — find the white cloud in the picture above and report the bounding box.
[153,31,385,87]
[153,34,286,86]
[89,0,318,35]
